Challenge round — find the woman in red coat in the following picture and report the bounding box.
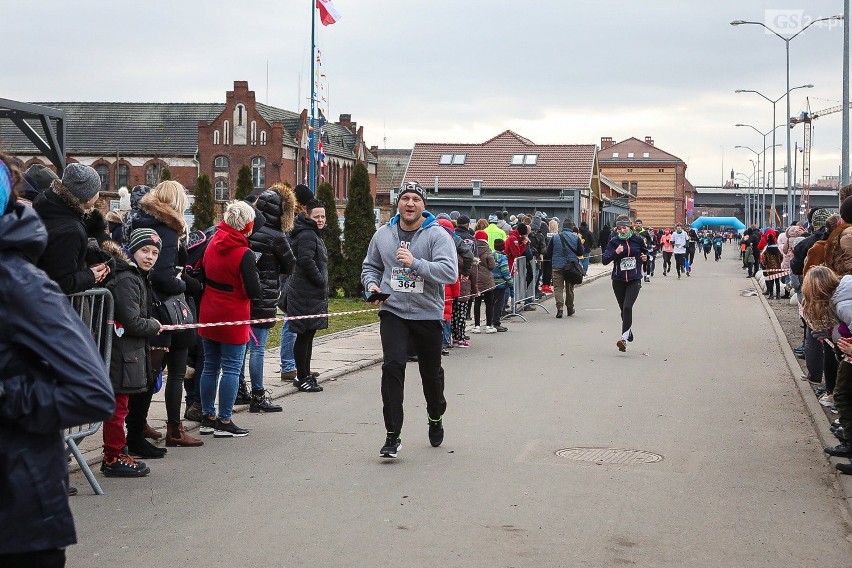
[198,201,262,438]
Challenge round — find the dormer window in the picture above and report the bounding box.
[643,152,650,158]
[627,152,634,158]
[612,152,619,158]
[439,153,466,165]
[511,154,538,166]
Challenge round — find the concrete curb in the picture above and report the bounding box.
[756,278,852,510]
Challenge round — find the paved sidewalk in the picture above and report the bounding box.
[70,259,612,468]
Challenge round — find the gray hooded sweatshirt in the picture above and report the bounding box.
[361,211,459,321]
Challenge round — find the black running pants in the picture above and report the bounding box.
[294,329,317,379]
[379,311,446,436]
[612,279,641,334]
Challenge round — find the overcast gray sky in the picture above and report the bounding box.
[2,0,848,186]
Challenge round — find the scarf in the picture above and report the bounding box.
[617,229,634,241]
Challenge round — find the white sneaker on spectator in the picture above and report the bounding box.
[471,326,482,334]
[485,326,497,334]
[820,393,836,408]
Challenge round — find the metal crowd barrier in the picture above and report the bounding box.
[502,257,549,322]
[65,288,114,495]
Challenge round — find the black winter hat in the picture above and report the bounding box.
[295,184,313,207]
[517,223,529,236]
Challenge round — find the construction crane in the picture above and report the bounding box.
[790,98,852,215]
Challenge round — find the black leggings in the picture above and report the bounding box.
[294,330,317,379]
[612,279,641,334]
[473,290,496,327]
[662,252,672,272]
[149,347,188,425]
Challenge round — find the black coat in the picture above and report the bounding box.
[248,186,296,328]
[129,193,187,347]
[104,244,161,394]
[285,214,329,334]
[32,184,96,294]
[0,204,114,555]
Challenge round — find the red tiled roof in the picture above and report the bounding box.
[403,130,597,190]
[599,137,684,163]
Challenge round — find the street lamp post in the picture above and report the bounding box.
[735,85,812,226]
[735,143,782,226]
[735,172,756,224]
[735,122,786,209]
[732,15,842,222]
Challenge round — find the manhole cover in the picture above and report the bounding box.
[555,447,663,465]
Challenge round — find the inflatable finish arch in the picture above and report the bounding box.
[690,216,746,231]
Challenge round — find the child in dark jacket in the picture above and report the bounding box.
[101,229,165,477]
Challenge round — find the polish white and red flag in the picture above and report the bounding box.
[316,0,341,26]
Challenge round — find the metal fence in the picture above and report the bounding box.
[503,257,549,322]
[65,288,114,495]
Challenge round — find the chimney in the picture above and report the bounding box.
[338,113,356,132]
[601,136,614,150]
[644,136,654,146]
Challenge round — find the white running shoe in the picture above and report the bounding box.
[485,326,497,334]
[820,393,836,408]
[470,326,482,334]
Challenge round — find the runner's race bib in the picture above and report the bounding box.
[392,267,424,293]
[620,257,637,271]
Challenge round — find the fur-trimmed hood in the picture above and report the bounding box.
[139,192,186,234]
[825,223,852,277]
[46,180,87,217]
[255,183,296,233]
[100,238,130,264]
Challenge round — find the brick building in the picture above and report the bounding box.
[597,136,695,227]
[0,81,377,219]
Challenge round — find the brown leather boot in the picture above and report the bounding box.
[143,422,163,440]
[165,423,204,447]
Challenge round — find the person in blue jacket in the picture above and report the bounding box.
[0,154,114,566]
[602,215,650,353]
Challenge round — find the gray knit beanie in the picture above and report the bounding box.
[61,164,101,203]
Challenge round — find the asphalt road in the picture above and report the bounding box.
[69,251,852,567]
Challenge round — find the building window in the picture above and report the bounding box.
[214,156,229,171]
[627,168,633,173]
[627,152,634,158]
[213,130,220,145]
[117,164,129,188]
[145,163,162,186]
[622,181,629,191]
[236,105,245,126]
[224,120,230,145]
[511,154,538,166]
[260,130,267,145]
[643,152,650,158]
[251,157,266,189]
[214,178,228,201]
[250,121,257,145]
[612,152,619,158]
[95,164,109,192]
[658,168,665,173]
[630,182,638,195]
[439,153,466,165]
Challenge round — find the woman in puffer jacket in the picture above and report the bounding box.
[126,180,201,453]
[471,229,497,333]
[285,199,329,393]
[245,183,296,411]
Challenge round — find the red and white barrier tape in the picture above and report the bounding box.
[156,308,380,332]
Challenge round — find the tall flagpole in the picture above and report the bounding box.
[309,0,317,194]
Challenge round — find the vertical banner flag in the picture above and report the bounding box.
[316,0,341,26]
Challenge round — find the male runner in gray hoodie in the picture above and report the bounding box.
[362,181,458,458]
